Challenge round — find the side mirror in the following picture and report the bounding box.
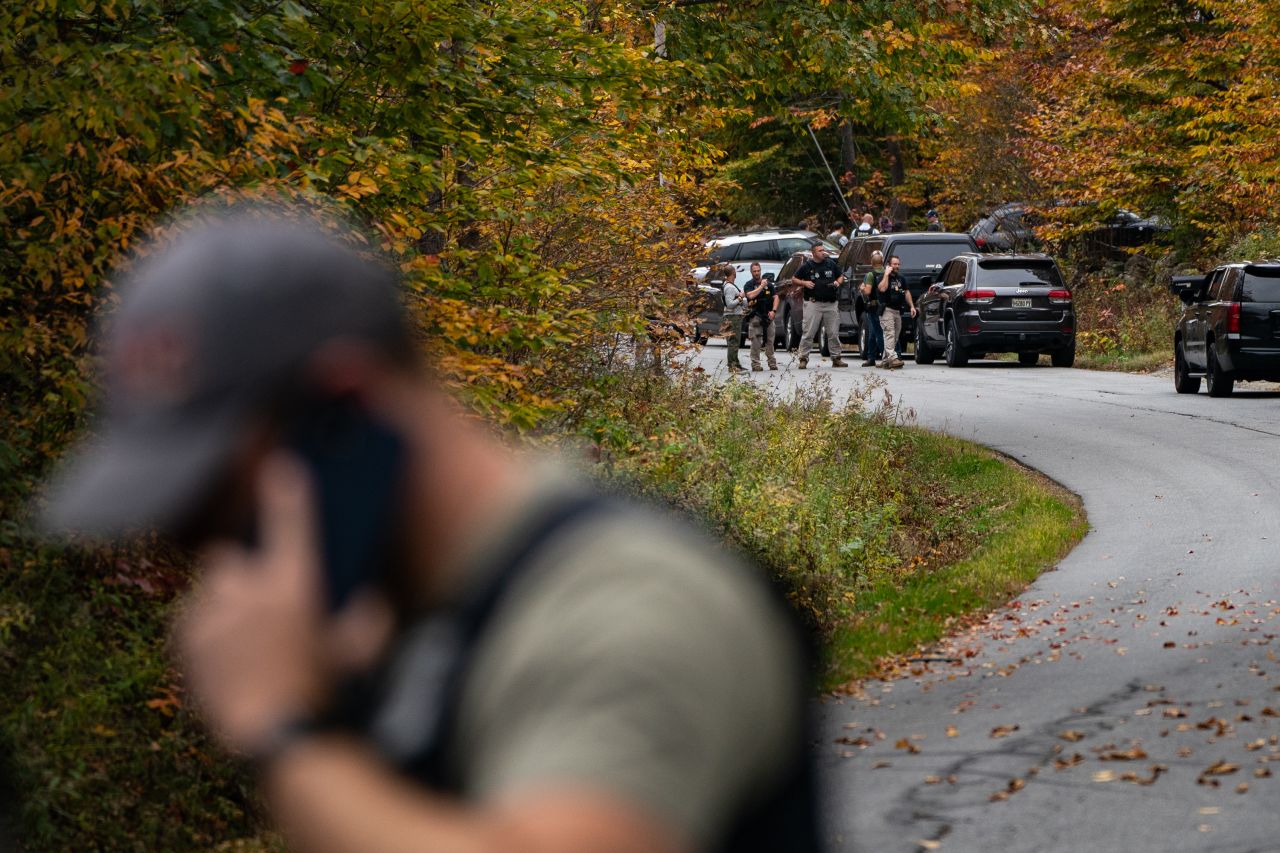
[1178,290,1196,306]
[763,272,776,282]
[919,275,934,287]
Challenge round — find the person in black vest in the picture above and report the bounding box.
[743,261,779,371]
[40,208,823,853]
[792,242,848,369]
[878,254,916,369]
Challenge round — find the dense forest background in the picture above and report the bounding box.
[5,0,1280,847]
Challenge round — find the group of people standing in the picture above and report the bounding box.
[714,244,916,373]
[718,261,781,373]
[826,208,944,247]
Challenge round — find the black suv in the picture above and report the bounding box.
[914,253,1076,367]
[841,232,979,352]
[969,203,1039,253]
[1170,262,1280,397]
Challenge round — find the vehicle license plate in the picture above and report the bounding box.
[1012,298,1032,308]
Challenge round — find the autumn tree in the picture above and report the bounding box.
[655,0,1021,224]
[1,1,711,846]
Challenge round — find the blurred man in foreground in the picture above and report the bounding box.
[41,208,821,853]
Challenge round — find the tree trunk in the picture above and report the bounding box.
[839,121,857,178]
[885,138,908,222]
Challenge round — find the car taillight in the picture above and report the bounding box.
[975,236,987,248]
[964,289,997,304]
[1228,302,1241,334]
[1048,289,1072,304]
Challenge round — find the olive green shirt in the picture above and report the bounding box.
[445,467,805,848]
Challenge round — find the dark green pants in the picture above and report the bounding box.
[722,314,744,367]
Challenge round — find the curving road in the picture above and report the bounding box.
[689,344,1280,853]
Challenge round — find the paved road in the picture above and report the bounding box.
[690,344,1280,853]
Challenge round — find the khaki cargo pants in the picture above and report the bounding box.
[881,308,902,361]
[798,300,841,360]
[748,314,777,369]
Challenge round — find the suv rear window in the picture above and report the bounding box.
[703,244,737,264]
[734,240,778,262]
[1241,267,1280,302]
[976,259,1063,287]
[890,241,970,269]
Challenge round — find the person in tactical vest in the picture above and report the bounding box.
[39,208,823,853]
[719,264,748,374]
[792,242,848,369]
[878,254,916,369]
[860,250,887,367]
[743,261,779,371]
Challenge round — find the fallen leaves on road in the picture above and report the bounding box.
[990,777,1026,801]
[1053,752,1085,770]
[990,724,1019,738]
[1119,765,1167,785]
[1198,760,1240,787]
[1059,730,1085,742]
[895,738,921,754]
[1099,746,1148,761]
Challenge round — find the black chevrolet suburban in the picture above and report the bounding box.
[1171,262,1280,397]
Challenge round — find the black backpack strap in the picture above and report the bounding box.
[399,491,616,788]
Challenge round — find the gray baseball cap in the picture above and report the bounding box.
[41,209,412,537]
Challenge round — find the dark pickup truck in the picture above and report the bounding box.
[839,232,978,353]
[1170,262,1280,396]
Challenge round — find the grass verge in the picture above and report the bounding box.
[822,447,1085,688]
[1074,348,1171,374]
[1,365,1086,849]
[567,367,1087,689]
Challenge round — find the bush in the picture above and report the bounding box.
[564,369,979,630]
[1065,250,1180,360]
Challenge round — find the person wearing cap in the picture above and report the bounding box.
[42,209,822,853]
[926,209,944,232]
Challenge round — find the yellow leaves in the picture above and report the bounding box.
[337,171,380,200]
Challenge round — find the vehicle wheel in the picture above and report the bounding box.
[1206,345,1234,397]
[783,310,796,351]
[693,331,708,346]
[1018,352,1039,366]
[914,321,937,364]
[1050,339,1076,368]
[820,328,830,357]
[1173,345,1201,394]
[944,321,968,367]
